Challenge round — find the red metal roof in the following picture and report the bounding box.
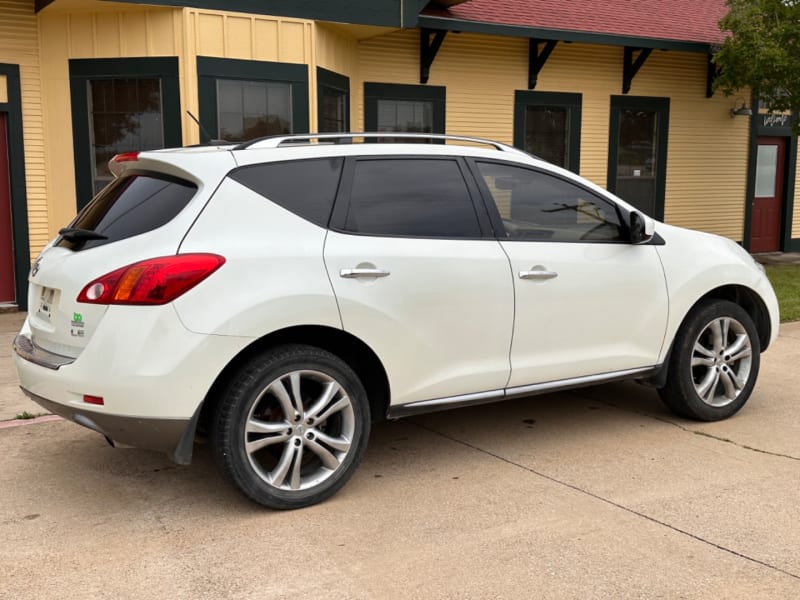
[422,0,728,45]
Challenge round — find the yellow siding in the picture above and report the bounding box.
[315,24,359,128]
[0,0,48,259]
[357,30,751,240]
[183,9,315,137]
[38,6,183,236]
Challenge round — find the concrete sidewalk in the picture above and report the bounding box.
[0,311,40,421]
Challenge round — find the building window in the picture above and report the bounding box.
[364,83,445,142]
[69,57,182,210]
[197,57,308,144]
[514,91,581,173]
[317,68,349,133]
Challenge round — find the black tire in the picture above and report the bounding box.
[659,299,760,421]
[212,344,370,509]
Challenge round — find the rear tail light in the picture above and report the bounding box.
[112,151,140,163]
[77,254,225,305]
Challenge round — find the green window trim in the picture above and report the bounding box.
[69,57,182,211]
[317,67,350,133]
[0,63,30,310]
[364,82,446,135]
[197,56,309,143]
[513,90,582,174]
[607,95,669,221]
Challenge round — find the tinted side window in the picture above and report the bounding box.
[476,162,623,242]
[344,159,481,238]
[230,158,343,227]
[57,173,197,251]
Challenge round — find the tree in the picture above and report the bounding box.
[713,0,800,133]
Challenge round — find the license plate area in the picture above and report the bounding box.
[35,286,59,324]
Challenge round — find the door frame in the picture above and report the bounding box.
[743,99,798,252]
[607,95,670,221]
[0,63,30,310]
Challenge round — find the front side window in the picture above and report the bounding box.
[343,159,481,238]
[88,78,165,194]
[217,79,292,141]
[476,162,623,242]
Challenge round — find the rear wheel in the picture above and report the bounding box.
[659,300,760,421]
[212,345,370,509]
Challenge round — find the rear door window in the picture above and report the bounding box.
[57,173,197,251]
[229,158,344,227]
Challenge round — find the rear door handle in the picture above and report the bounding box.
[340,268,391,279]
[519,270,558,280]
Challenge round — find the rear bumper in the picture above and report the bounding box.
[21,387,197,464]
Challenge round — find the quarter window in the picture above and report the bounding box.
[476,162,623,242]
[343,159,481,238]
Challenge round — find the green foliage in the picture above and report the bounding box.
[713,0,800,133]
[765,264,800,322]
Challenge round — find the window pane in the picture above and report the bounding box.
[230,157,344,227]
[216,79,292,142]
[755,144,778,198]
[320,85,347,133]
[376,99,433,142]
[477,162,622,242]
[615,108,658,216]
[57,174,196,251]
[524,106,569,168]
[345,159,481,237]
[88,78,164,194]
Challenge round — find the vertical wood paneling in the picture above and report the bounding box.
[358,30,752,241]
[0,75,7,103]
[0,0,48,257]
[315,25,358,130]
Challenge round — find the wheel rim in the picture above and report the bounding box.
[690,316,753,408]
[244,369,355,492]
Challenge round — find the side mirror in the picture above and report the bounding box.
[629,211,654,245]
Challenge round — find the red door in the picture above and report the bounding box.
[0,113,15,303]
[749,136,786,253]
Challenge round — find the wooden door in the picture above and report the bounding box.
[750,137,786,253]
[0,113,15,303]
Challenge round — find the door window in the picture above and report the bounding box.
[342,159,481,238]
[755,144,778,197]
[476,162,623,242]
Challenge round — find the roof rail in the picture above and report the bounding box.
[235,132,519,152]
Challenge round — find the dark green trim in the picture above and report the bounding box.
[69,57,182,211]
[317,67,350,132]
[607,95,670,221]
[106,0,406,27]
[197,56,309,143]
[364,82,446,135]
[513,90,581,174]
[0,64,31,310]
[744,100,799,251]
[418,15,715,53]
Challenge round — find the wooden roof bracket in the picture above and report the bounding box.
[622,46,653,94]
[529,39,558,89]
[420,28,448,84]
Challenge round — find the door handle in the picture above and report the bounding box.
[519,270,558,280]
[340,268,391,279]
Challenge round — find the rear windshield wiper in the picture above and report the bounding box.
[58,227,109,241]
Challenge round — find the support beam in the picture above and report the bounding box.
[528,39,558,89]
[706,53,720,98]
[622,46,653,94]
[420,28,447,84]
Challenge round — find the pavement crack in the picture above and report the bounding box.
[410,419,800,583]
[568,391,800,462]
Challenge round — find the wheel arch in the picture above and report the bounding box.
[688,284,772,352]
[197,325,391,436]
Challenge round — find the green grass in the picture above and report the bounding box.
[765,265,800,322]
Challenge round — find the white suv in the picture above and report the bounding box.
[13,133,779,509]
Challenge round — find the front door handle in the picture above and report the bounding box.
[519,270,558,280]
[340,268,391,279]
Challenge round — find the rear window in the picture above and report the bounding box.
[229,157,344,227]
[57,173,197,251]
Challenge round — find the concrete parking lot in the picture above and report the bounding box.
[2,311,799,599]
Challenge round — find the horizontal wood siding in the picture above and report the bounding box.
[358,30,751,240]
[0,0,47,258]
[184,9,314,135]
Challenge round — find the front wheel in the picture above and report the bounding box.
[212,345,371,509]
[659,300,760,421]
